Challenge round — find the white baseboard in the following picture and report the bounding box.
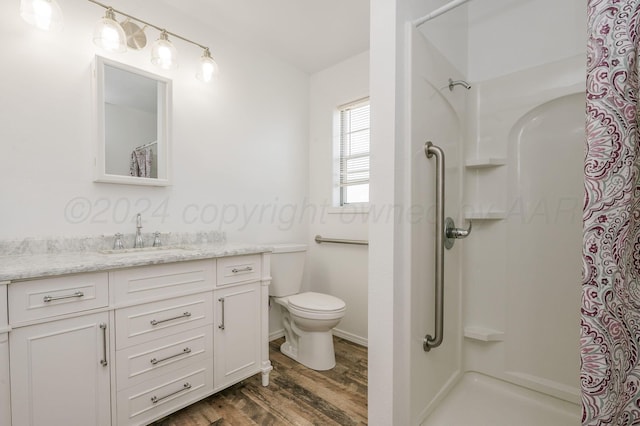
[269,329,285,341]
[333,328,368,347]
[269,328,368,347]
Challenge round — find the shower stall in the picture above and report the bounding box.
[388,0,586,424]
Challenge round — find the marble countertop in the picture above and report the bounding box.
[0,243,272,282]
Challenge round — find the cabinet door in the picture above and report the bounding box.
[10,312,111,426]
[0,333,10,426]
[214,283,261,389]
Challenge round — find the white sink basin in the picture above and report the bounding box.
[99,246,194,255]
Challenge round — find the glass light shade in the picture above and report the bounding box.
[196,49,219,83]
[93,8,126,53]
[151,31,177,70]
[20,0,63,31]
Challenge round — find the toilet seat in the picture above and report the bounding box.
[283,292,346,320]
[289,292,345,313]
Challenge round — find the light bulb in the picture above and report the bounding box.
[93,8,126,53]
[196,48,219,83]
[151,31,177,70]
[20,0,63,31]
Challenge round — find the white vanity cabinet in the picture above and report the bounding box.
[4,251,271,426]
[214,282,261,389]
[214,255,265,390]
[10,312,112,425]
[1,282,11,426]
[0,332,10,426]
[8,273,111,426]
[112,260,216,426]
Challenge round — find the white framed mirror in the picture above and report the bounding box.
[93,56,172,186]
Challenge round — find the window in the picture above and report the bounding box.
[339,98,370,205]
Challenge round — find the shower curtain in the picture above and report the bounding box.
[583,1,640,424]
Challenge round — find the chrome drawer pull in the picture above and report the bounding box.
[150,347,192,365]
[43,291,84,303]
[150,382,192,404]
[231,266,252,273]
[100,323,108,367]
[150,311,191,326]
[218,297,225,330]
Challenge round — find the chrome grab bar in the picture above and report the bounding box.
[150,347,192,365]
[314,235,369,246]
[424,141,445,352]
[43,291,84,303]
[423,142,472,352]
[150,312,191,326]
[150,382,192,404]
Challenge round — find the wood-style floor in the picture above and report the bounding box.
[150,337,368,426]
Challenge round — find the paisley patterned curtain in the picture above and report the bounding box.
[583,1,640,424]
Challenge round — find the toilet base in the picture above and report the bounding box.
[280,330,336,371]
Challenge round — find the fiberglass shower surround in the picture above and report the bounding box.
[406,0,586,424]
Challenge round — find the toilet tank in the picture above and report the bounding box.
[269,243,307,297]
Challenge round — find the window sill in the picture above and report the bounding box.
[327,205,369,215]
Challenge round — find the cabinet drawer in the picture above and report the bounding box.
[115,292,213,349]
[116,361,213,426]
[8,272,108,324]
[0,282,7,329]
[216,255,261,287]
[116,325,213,390]
[112,260,215,304]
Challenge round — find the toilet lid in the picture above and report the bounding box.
[288,292,345,313]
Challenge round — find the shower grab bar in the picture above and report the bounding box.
[424,141,445,352]
[314,235,369,246]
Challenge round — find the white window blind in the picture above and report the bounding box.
[339,99,370,205]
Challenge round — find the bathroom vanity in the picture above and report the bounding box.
[0,242,272,425]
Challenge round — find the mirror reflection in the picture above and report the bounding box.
[105,64,158,178]
[95,56,171,186]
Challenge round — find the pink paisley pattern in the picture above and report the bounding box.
[583,1,640,424]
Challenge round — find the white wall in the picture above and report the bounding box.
[368,0,472,423]
[461,0,586,404]
[467,0,586,82]
[105,104,157,176]
[307,51,370,345]
[0,0,309,245]
[416,1,468,76]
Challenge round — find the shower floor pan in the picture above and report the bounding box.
[422,372,580,426]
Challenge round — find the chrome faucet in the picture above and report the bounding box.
[113,233,125,250]
[152,231,162,248]
[134,213,144,248]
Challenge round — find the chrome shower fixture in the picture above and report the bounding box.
[448,78,471,91]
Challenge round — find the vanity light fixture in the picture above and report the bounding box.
[92,7,126,53]
[150,30,177,70]
[20,0,63,31]
[120,19,147,50]
[86,0,218,82]
[196,48,219,83]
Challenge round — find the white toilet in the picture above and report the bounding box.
[270,243,346,370]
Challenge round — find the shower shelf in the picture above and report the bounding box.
[464,326,505,342]
[464,211,506,220]
[465,157,506,169]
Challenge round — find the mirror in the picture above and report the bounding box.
[94,56,172,186]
